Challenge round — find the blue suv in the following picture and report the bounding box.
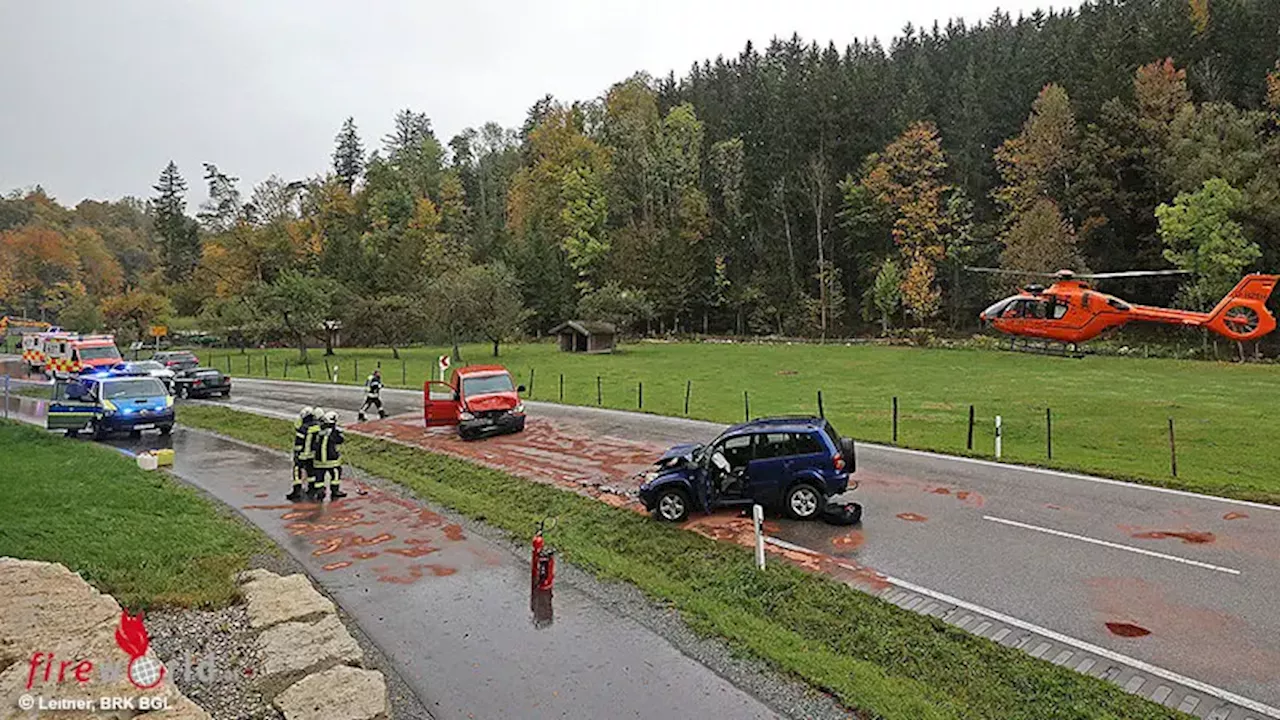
[639,416,856,522]
[47,370,175,440]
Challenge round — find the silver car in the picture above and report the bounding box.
[113,361,177,393]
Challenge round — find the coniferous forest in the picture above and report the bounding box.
[3,0,1279,353]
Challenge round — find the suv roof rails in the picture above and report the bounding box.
[743,415,824,425]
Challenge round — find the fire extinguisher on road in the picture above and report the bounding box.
[531,517,557,591]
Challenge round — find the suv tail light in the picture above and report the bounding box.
[833,453,845,471]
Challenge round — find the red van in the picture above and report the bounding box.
[423,365,526,440]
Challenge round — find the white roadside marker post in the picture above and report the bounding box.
[995,415,1003,460]
[753,504,766,570]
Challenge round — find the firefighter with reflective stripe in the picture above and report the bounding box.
[286,406,318,502]
[310,410,346,501]
[357,369,386,422]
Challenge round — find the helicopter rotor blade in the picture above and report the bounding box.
[964,266,1190,280]
[1074,270,1191,279]
[962,266,1063,278]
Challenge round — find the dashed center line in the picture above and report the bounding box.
[982,515,1241,575]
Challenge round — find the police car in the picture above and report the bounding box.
[47,367,175,440]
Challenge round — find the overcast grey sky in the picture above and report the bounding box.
[0,1,1062,206]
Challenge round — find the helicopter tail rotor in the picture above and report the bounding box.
[1204,274,1279,341]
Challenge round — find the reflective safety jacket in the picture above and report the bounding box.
[312,425,344,469]
[365,374,383,399]
[294,419,319,460]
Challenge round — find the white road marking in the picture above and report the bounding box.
[983,515,1241,575]
[763,536,1280,719]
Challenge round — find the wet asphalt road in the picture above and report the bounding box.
[206,377,1280,713]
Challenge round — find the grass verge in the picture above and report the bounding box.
[0,420,270,608]
[194,341,1280,505]
[179,404,1186,720]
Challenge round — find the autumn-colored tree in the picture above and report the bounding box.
[861,121,951,322]
[994,85,1088,278]
[994,84,1077,215]
[1188,0,1210,35]
[0,225,81,315]
[1000,198,1085,278]
[99,289,173,343]
[68,227,123,297]
[1136,59,1192,136]
[507,102,610,329]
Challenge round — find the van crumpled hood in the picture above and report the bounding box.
[464,393,519,413]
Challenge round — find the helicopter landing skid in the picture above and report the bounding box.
[1005,337,1086,358]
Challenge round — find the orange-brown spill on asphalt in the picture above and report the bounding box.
[832,530,865,550]
[896,512,928,522]
[1105,622,1151,638]
[1130,530,1216,544]
[243,488,470,583]
[1223,512,1248,521]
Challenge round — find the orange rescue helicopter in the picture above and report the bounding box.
[968,268,1279,355]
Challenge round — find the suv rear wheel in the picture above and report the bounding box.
[784,483,823,521]
[655,488,690,522]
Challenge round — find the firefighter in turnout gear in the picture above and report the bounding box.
[287,406,319,501]
[310,411,346,500]
[358,368,387,422]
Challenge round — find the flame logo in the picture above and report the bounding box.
[114,611,165,690]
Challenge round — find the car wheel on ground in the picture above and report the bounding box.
[91,421,108,441]
[64,429,79,438]
[655,487,690,522]
[784,483,823,521]
[159,424,172,436]
[821,501,863,526]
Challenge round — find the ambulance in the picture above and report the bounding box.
[43,334,123,377]
[20,329,71,373]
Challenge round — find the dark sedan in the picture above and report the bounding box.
[173,367,232,398]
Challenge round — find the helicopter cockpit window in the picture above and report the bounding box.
[1052,301,1068,319]
[1028,300,1049,319]
[982,298,1016,318]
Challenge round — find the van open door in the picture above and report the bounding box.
[47,380,97,432]
[423,380,460,426]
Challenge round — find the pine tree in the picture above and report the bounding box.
[333,117,365,191]
[152,161,198,281]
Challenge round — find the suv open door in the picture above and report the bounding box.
[423,380,459,426]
